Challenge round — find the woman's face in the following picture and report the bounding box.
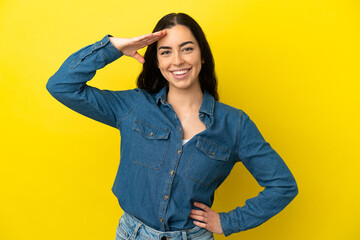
[157,24,203,92]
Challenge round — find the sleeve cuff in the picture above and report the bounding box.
[219,212,234,237]
[95,34,123,64]
[219,211,242,237]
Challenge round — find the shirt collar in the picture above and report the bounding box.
[155,86,215,116]
[155,86,168,105]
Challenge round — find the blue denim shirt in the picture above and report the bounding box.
[46,34,298,236]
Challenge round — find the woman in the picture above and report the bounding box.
[47,13,298,240]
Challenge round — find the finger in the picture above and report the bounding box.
[142,38,160,46]
[135,33,152,41]
[131,37,160,50]
[132,52,145,63]
[194,202,210,211]
[149,30,166,39]
[156,29,167,34]
[190,209,208,217]
[138,30,166,44]
[153,29,167,36]
[189,214,207,223]
[193,221,207,229]
[136,31,165,42]
[141,35,164,46]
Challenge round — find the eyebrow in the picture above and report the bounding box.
[158,41,195,50]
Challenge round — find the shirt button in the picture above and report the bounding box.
[165,195,169,200]
[178,149,182,154]
[200,114,204,117]
[206,125,209,128]
[160,218,164,222]
[100,42,103,45]
[211,151,215,155]
[178,127,182,132]
[150,132,153,136]
[170,170,174,175]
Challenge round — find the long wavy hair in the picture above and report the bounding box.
[137,13,219,101]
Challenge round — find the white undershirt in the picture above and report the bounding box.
[182,139,190,146]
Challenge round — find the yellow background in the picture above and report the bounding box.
[1,0,359,239]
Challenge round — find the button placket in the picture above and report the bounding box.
[156,104,185,231]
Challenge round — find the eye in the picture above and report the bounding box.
[182,47,193,52]
[160,50,171,55]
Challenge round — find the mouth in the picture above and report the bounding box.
[171,68,192,79]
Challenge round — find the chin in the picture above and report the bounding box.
[169,82,196,91]
[167,78,200,90]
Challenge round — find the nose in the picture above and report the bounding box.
[173,51,184,65]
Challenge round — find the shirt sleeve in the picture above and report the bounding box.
[219,110,298,236]
[46,34,140,129]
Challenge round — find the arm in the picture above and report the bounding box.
[219,111,299,236]
[46,31,166,128]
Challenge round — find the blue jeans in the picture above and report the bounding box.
[115,212,214,240]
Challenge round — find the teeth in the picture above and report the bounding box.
[172,69,189,75]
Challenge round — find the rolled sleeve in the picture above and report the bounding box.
[46,34,139,129]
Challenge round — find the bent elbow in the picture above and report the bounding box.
[46,75,60,96]
[287,178,299,201]
[291,182,299,200]
[274,177,299,202]
[46,78,54,95]
[46,75,70,100]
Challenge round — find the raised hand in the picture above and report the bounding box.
[109,30,166,63]
[189,202,224,235]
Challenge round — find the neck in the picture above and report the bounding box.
[167,85,203,111]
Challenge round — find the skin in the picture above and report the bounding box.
[156,25,207,141]
[156,25,203,95]
[109,27,223,235]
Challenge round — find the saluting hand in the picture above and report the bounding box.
[189,202,224,235]
[109,30,166,64]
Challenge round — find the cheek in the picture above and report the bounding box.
[157,59,170,71]
[157,61,169,78]
[187,53,202,65]
[158,64,166,74]
[157,56,163,67]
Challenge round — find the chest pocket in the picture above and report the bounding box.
[185,137,231,186]
[130,120,170,170]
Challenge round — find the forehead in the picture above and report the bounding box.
[157,24,198,47]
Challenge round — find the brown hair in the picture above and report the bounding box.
[136,13,219,101]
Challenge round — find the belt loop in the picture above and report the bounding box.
[182,230,187,240]
[130,222,142,239]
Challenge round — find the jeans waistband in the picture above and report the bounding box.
[120,211,212,240]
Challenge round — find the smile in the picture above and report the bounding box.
[171,68,191,76]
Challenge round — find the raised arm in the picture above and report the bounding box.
[109,30,166,63]
[46,31,166,128]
